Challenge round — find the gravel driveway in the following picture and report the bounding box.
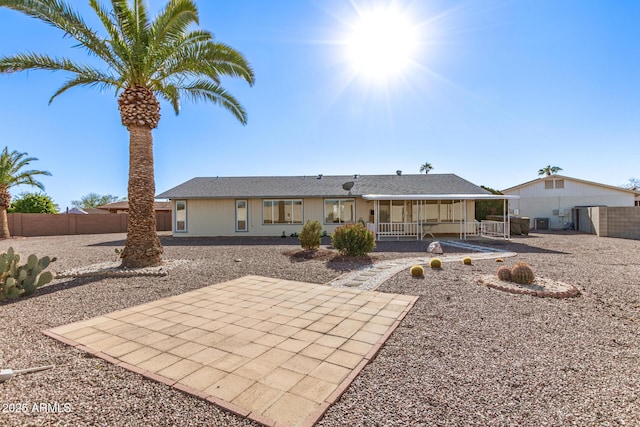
[1,231,638,426]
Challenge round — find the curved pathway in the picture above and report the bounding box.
[327,241,517,291]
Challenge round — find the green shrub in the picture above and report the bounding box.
[410,265,425,277]
[429,258,442,269]
[331,223,375,256]
[299,220,322,251]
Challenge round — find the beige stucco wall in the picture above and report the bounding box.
[169,198,478,237]
[504,179,635,230]
[170,197,375,237]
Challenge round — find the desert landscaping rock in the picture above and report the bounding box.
[1,231,639,426]
[479,275,581,298]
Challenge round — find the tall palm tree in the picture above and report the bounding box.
[0,0,255,267]
[538,165,563,176]
[419,162,433,174]
[0,147,51,238]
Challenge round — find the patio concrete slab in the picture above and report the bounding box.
[43,275,417,427]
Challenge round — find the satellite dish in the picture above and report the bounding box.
[342,181,354,191]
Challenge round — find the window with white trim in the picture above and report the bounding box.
[263,200,303,224]
[324,199,355,224]
[175,200,187,232]
[236,200,248,232]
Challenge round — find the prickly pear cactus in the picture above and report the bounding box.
[0,248,56,301]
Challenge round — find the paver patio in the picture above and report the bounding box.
[43,275,417,427]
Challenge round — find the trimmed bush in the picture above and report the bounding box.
[299,220,322,251]
[410,265,425,277]
[496,266,512,281]
[331,223,375,256]
[429,258,442,269]
[462,257,472,265]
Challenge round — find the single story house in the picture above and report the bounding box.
[156,173,517,240]
[502,174,638,230]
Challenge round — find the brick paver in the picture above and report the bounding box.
[44,275,417,427]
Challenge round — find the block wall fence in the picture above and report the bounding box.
[7,212,171,237]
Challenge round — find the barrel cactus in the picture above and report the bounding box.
[496,266,512,282]
[410,265,425,277]
[510,262,535,285]
[462,257,472,265]
[429,258,442,269]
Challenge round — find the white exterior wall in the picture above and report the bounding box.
[170,197,373,237]
[504,179,635,230]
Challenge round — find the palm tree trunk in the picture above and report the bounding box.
[120,124,163,268]
[0,207,10,239]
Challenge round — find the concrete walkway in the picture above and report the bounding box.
[44,276,417,427]
[328,241,516,291]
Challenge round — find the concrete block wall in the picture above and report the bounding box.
[587,207,640,240]
[7,212,171,237]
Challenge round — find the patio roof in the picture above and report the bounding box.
[362,194,520,200]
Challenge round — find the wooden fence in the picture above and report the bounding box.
[7,212,172,237]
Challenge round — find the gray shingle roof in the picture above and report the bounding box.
[156,174,490,199]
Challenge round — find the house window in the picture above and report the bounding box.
[379,200,390,223]
[545,179,564,189]
[175,200,187,232]
[263,199,303,224]
[324,199,355,224]
[236,200,248,232]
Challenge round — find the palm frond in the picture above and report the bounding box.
[0,147,50,191]
[149,0,198,51]
[177,79,248,124]
[49,73,121,104]
[0,0,118,68]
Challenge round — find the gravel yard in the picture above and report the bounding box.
[1,232,639,426]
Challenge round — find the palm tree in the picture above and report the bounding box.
[0,0,255,267]
[0,147,51,238]
[419,162,433,174]
[538,165,563,176]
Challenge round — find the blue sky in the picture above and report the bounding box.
[0,0,638,210]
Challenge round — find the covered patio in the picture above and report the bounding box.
[363,194,520,241]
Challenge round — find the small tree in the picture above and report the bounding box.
[299,220,323,251]
[71,193,124,209]
[0,147,51,238]
[419,162,433,174]
[10,192,59,213]
[538,165,563,176]
[331,223,375,256]
[475,185,505,220]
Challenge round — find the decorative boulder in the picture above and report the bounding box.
[427,241,443,254]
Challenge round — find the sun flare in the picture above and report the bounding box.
[345,6,418,82]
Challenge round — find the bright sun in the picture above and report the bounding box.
[346,6,418,82]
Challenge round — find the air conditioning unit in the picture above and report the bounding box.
[552,209,559,215]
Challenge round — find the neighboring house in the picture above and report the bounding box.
[97,201,171,214]
[502,175,638,230]
[156,173,515,239]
